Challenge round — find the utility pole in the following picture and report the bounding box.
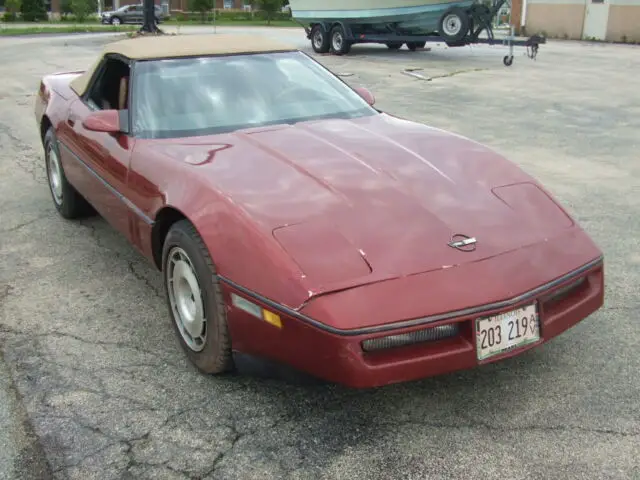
[140,0,161,33]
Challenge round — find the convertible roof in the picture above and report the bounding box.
[69,33,297,96]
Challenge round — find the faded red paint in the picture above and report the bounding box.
[35,63,604,388]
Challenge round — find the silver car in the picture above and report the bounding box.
[100,4,169,25]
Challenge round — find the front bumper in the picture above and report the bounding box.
[221,255,604,389]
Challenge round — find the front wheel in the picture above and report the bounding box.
[438,7,470,44]
[162,220,233,374]
[310,24,330,53]
[110,16,122,25]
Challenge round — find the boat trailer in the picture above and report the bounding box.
[301,0,546,66]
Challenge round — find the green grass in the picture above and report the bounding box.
[165,19,298,27]
[0,25,137,35]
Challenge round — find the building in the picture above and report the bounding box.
[511,0,640,42]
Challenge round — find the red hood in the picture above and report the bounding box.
[151,113,575,295]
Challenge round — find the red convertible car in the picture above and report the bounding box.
[35,34,604,388]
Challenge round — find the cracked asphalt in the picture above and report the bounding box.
[1,27,639,480]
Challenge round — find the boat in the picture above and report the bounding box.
[288,0,546,67]
[289,0,477,36]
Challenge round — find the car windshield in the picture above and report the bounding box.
[131,51,378,139]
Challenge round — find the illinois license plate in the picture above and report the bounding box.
[476,303,540,361]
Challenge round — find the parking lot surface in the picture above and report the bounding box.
[0,27,639,480]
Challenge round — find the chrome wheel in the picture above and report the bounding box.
[167,246,207,352]
[111,17,121,25]
[332,31,344,52]
[47,144,63,206]
[442,14,462,36]
[313,29,324,50]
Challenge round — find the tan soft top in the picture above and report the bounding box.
[69,33,297,96]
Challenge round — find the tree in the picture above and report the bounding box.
[252,0,282,25]
[70,0,96,22]
[4,0,22,21]
[189,0,213,23]
[60,0,73,18]
[20,0,47,21]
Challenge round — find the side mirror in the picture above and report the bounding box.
[354,86,375,106]
[82,109,123,134]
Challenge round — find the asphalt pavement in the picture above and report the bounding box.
[0,27,639,480]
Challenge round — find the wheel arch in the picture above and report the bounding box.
[151,205,190,270]
[40,114,53,146]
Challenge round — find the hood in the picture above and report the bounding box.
[151,113,575,293]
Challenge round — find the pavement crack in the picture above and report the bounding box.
[0,284,14,304]
[128,261,163,299]
[1,214,51,233]
[0,324,178,364]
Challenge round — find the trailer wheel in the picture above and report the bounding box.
[310,25,330,53]
[386,42,403,50]
[330,25,351,55]
[503,55,514,66]
[406,41,426,51]
[438,7,470,44]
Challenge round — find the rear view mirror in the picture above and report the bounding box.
[354,87,375,106]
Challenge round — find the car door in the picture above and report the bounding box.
[129,5,143,23]
[56,55,135,241]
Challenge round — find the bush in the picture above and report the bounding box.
[60,0,73,18]
[189,0,213,22]
[251,0,286,24]
[3,0,22,21]
[20,0,47,21]
[70,0,96,22]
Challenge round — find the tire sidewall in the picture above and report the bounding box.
[44,128,70,217]
[311,25,330,53]
[161,222,230,373]
[439,8,470,43]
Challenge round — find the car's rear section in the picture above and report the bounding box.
[221,227,604,388]
[34,71,83,138]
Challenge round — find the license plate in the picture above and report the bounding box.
[476,303,540,361]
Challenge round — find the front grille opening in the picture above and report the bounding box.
[361,323,460,352]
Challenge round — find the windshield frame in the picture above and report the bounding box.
[128,50,380,140]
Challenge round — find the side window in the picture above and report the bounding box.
[85,57,131,112]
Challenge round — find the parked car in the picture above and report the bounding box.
[33,34,604,389]
[100,4,169,25]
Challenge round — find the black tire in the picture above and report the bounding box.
[162,219,233,375]
[330,24,351,55]
[438,7,470,44]
[406,41,426,51]
[503,55,514,66]
[44,128,91,219]
[310,24,330,53]
[110,16,122,25]
[386,41,403,50]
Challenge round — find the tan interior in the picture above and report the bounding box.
[118,76,128,110]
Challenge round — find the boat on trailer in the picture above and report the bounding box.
[289,0,546,66]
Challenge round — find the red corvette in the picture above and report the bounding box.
[34,34,604,388]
